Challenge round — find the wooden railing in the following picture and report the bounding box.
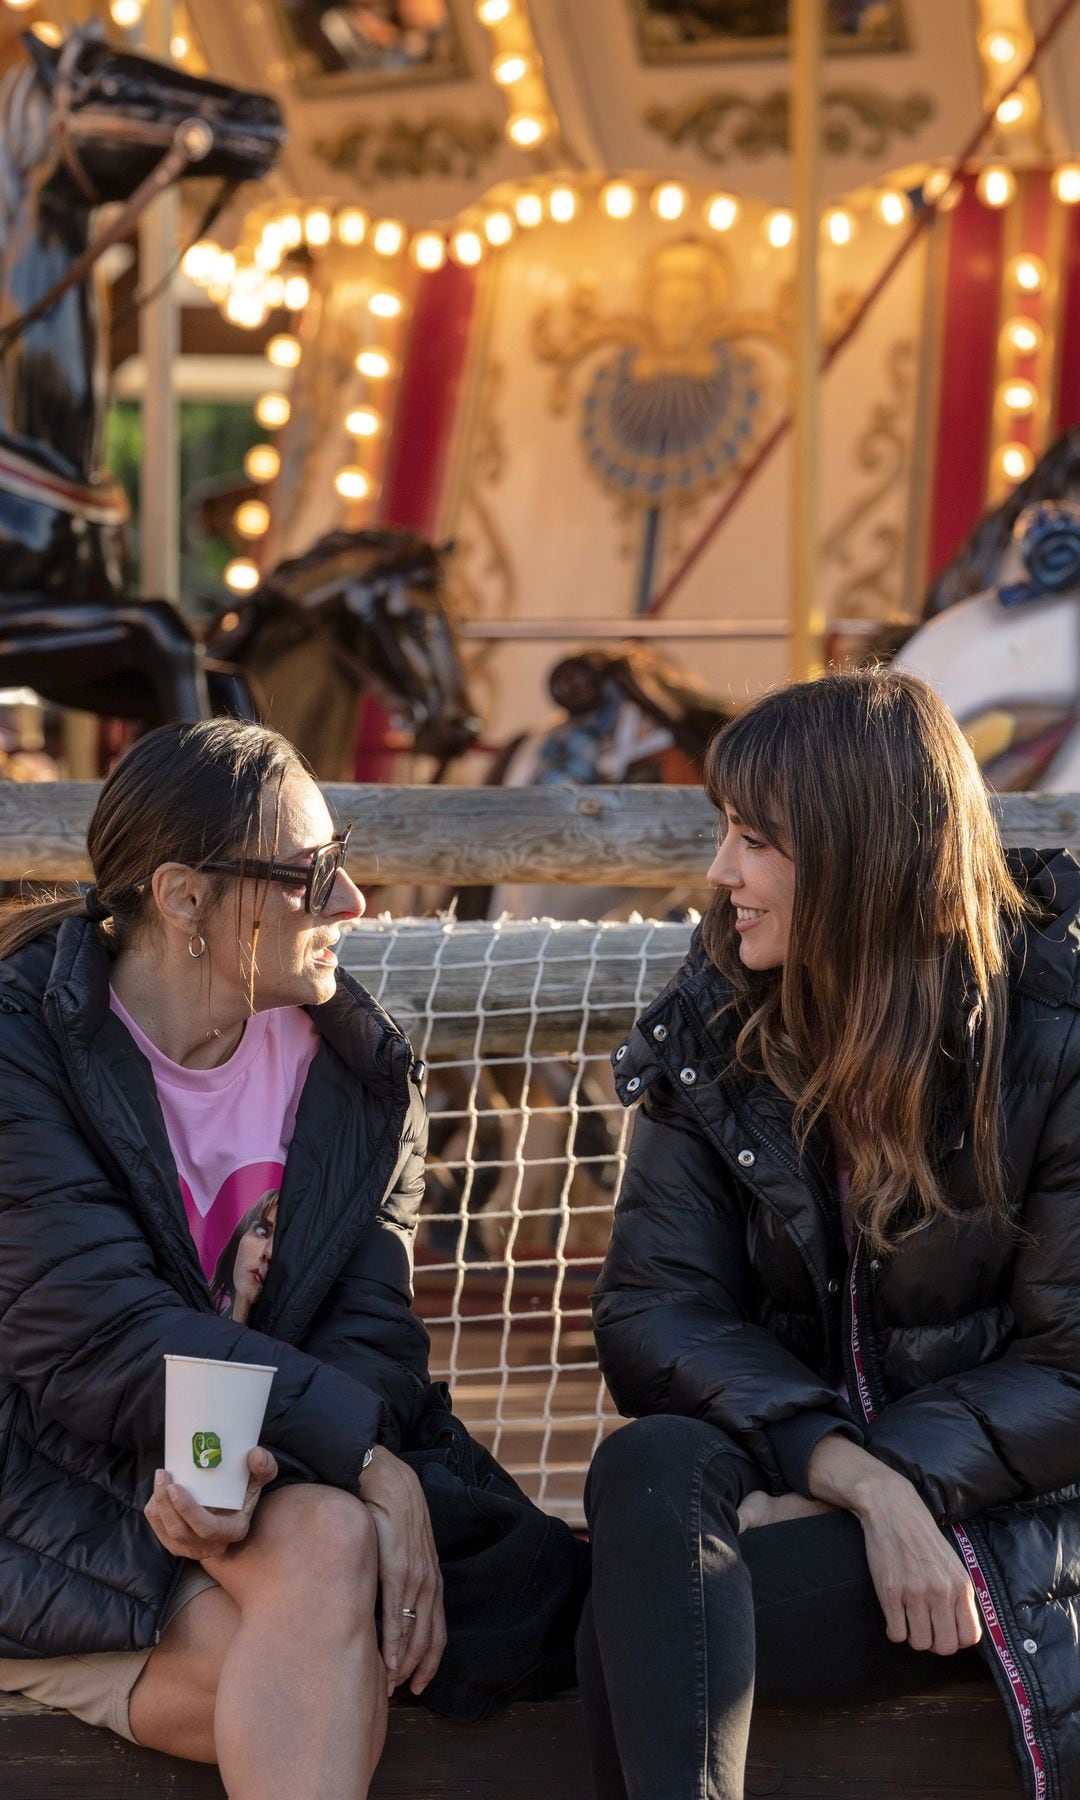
[0,782,1076,885]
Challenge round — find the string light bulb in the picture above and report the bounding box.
[476,0,511,20]
[506,113,547,148]
[181,241,221,284]
[1011,255,1046,293]
[549,186,578,223]
[345,406,381,437]
[1001,378,1037,414]
[373,219,406,258]
[411,232,446,272]
[484,209,515,246]
[983,30,1020,64]
[995,93,1027,127]
[224,558,260,594]
[31,21,63,44]
[276,213,303,249]
[923,168,952,202]
[356,349,394,380]
[244,445,281,483]
[283,274,311,311]
[109,0,143,26]
[1000,441,1034,481]
[369,290,404,319]
[4,0,39,10]
[766,209,795,248]
[303,208,332,248]
[705,193,738,232]
[651,182,687,221]
[1053,166,1080,204]
[266,334,301,370]
[254,393,291,430]
[234,500,271,538]
[170,32,189,57]
[876,189,910,226]
[601,181,636,220]
[450,228,484,266]
[492,52,530,85]
[977,165,1016,208]
[335,467,372,501]
[1004,317,1042,356]
[514,192,543,228]
[336,208,368,245]
[823,207,854,246]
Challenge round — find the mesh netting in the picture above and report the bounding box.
[340,915,694,1524]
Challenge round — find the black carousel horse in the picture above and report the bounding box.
[204,528,482,779]
[0,24,283,723]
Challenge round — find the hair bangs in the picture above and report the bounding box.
[704,705,788,847]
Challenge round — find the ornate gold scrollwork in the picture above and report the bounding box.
[644,87,934,162]
[821,340,916,618]
[314,116,500,183]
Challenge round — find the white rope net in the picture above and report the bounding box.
[340,914,694,1524]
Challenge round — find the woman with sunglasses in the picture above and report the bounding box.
[0,719,586,1799]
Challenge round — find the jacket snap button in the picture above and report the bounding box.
[737,1148,755,1168]
[652,1024,668,1042]
[615,1044,628,1061]
[680,1066,697,1085]
[869,1258,881,1274]
[827,1278,840,1295]
[1023,1638,1038,1654]
[627,1076,641,1093]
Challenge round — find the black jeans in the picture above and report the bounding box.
[579,1414,988,1800]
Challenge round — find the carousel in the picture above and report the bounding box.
[0,0,1079,805]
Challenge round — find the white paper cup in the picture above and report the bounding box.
[164,1355,276,1510]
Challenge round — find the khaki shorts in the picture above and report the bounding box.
[0,1563,219,1742]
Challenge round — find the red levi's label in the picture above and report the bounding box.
[847,1240,1048,1800]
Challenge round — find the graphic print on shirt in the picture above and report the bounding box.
[209,1187,280,1323]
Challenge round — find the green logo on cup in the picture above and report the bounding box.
[193,1431,222,1470]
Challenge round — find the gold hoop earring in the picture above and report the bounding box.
[188,931,207,960]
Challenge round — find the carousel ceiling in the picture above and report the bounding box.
[4,0,1080,231]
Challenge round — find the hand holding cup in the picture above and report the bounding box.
[144,1446,278,1562]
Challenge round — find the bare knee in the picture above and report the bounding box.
[221,1485,378,1612]
[130,1585,238,1761]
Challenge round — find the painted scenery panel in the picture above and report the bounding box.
[274,0,465,88]
[633,1,908,60]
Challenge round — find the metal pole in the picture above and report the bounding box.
[138,0,179,601]
[791,0,823,680]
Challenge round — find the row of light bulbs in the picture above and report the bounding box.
[1,0,195,58]
[473,0,556,152]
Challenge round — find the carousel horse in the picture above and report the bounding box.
[895,455,1080,793]
[203,527,482,779]
[0,25,283,723]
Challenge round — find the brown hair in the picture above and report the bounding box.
[701,669,1029,1253]
[0,719,305,989]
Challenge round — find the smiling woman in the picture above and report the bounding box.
[582,669,1080,1800]
[0,719,588,1799]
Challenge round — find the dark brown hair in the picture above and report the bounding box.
[701,669,1029,1252]
[0,719,305,967]
[210,1188,279,1312]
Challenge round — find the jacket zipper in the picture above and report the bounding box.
[845,1231,1053,1800]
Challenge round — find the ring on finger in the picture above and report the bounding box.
[402,1606,418,1621]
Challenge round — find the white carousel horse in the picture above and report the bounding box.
[894,501,1080,792]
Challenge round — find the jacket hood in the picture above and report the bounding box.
[1006,847,1080,1008]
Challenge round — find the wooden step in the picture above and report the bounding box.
[0,1681,1023,1799]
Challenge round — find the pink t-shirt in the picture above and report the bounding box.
[110,989,319,1301]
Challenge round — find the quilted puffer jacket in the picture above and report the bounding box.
[0,915,433,1659]
[596,849,1080,1800]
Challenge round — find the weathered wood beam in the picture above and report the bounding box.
[0,784,1075,889]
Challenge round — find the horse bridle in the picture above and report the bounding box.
[0,35,239,354]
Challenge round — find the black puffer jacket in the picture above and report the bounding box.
[596,850,1080,1800]
[0,916,434,1659]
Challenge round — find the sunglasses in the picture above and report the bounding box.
[202,823,353,916]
